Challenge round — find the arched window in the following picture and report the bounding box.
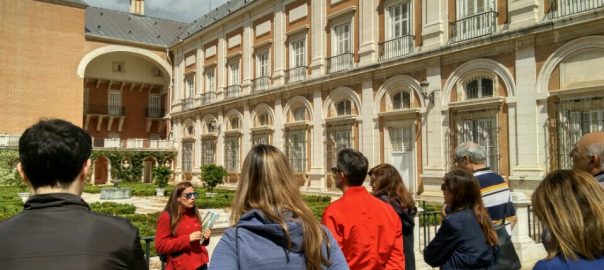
[391,90,411,110]
[257,113,269,127]
[465,77,493,99]
[336,100,352,116]
[293,107,306,121]
[229,118,240,130]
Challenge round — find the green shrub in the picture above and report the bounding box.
[200,164,227,192]
[152,166,172,188]
[90,202,136,215]
[0,150,24,189]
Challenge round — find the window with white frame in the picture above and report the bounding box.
[392,90,411,110]
[286,129,307,172]
[452,109,500,172]
[389,126,413,152]
[108,90,122,115]
[182,141,193,173]
[334,22,351,55]
[224,136,240,171]
[229,62,240,86]
[201,139,216,165]
[465,77,494,100]
[257,52,269,78]
[336,100,352,116]
[291,38,306,68]
[205,69,215,93]
[458,0,495,17]
[186,76,195,98]
[388,1,411,40]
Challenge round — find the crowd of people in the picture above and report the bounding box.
[0,119,603,270]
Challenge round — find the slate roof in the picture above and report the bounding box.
[85,6,189,47]
[177,0,257,43]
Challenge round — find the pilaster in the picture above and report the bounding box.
[310,0,326,77]
[273,94,284,148]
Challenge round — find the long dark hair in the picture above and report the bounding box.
[368,163,416,213]
[164,181,202,235]
[443,169,497,246]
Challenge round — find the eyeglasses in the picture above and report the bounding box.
[331,167,341,175]
[181,192,198,199]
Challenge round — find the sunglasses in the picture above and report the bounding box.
[441,183,447,191]
[331,167,341,175]
[181,192,198,199]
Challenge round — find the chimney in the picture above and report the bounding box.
[130,0,144,15]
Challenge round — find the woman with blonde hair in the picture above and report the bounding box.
[155,181,212,270]
[532,170,604,269]
[424,169,498,269]
[368,163,417,270]
[209,145,348,270]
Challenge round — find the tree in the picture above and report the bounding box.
[200,164,227,192]
[152,166,172,189]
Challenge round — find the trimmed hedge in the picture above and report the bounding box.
[89,202,136,215]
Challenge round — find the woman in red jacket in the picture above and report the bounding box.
[155,182,211,270]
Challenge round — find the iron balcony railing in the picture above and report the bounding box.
[0,135,20,148]
[92,138,175,150]
[85,105,126,116]
[145,108,164,118]
[200,91,216,105]
[327,53,353,74]
[286,66,307,83]
[182,97,198,110]
[547,0,604,19]
[225,85,241,99]
[379,35,415,61]
[450,11,498,43]
[252,76,270,91]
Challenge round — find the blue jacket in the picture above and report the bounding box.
[533,255,604,270]
[424,209,497,270]
[209,209,349,270]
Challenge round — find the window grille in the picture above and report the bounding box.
[392,90,411,110]
[553,97,604,169]
[450,108,500,172]
[201,139,216,165]
[326,123,354,169]
[465,77,493,99]
[286,129,307,172]
[293,107,306,122]
[336,100,352,116]
[224,136,240,171]
[252,133,270,146]
[182,141,193,173]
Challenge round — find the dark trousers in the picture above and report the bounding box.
[197,264,208,270]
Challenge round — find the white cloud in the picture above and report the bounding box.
[85,0,229,22]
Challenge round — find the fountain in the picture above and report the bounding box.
[100,160,132,200]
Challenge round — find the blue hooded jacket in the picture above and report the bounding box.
[209,209,349,270]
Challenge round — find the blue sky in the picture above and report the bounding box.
[85,0,229,22]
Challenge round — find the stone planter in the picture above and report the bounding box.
[17,192,30,203]
[156,188,165,197]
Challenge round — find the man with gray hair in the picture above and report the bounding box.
[453,141,517,232]
[571,132,604,186]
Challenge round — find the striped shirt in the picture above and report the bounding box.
[474,168,516,234]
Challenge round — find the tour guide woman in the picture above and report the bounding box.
[424,169,498,269]
[156,182,211,270]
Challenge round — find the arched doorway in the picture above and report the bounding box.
[143,157,156,183]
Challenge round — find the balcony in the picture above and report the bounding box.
[547,0,604,19]
[225,85,241,99]
[145,108,164,118]
[85,105,126,116]
[200,91,216,105]
[379,35,415,61]
[252,76,270,92]
[450,11,498,43]
[327,53,353,74]
[92,138,175,150]
[286,66,307,83]
[0,135,20,148]
[182,97,198,110]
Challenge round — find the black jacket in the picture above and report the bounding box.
[0,193,148,270]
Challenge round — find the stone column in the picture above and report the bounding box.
[193,115,202,181]
[310,0,326,77]
[217,29,227,101]
[310,89,325,191]
[242,13,253,94]
[242,102,251,156]
[216,112,225,168]
[358,0,378,65]
[273,94,284,148]
[360,75,376,165]
[272,2,286,85]
[423,60,447,179]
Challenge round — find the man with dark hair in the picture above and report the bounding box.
[0,119,147,270]
[322,149,404,270]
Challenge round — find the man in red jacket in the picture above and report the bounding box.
[322,149,405,270]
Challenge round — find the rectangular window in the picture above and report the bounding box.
[258,53,269,77]
[252,133,270,146]
[458,0,495,17]
[388,2,410,39]
[286,129,307,172]
[206,69,215,93]
[202,139,216,165]
[334,23,351,55]
[186,77,195,98]
[182,141,193,173]
[148,95,161,118]
[224,136,240,171]
[456,114,498,172]
[326,124,354,169]
[229,62,240,86]
[293,107,306,122]
[291,39,306,68]
[108,90,122,115]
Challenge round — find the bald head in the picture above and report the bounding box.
[572,132,604,175]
